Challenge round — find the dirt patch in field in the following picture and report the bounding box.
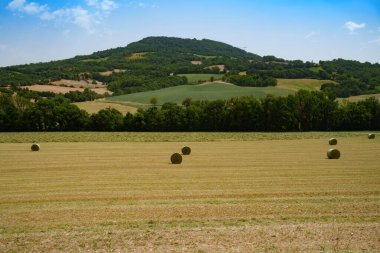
[191,61,202,65]
[51,79,106,89]
[208,64,225,72]
[23,84,112,95]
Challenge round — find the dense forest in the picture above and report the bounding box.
[0,36,379,97]
[1,90,379,132]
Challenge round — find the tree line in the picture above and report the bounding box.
[1,90,379,132]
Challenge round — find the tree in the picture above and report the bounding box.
[182,97,192,107]
[90,107,124,131]
[150,97,158,107]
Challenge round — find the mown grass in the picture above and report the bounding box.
[0,131,377,143]
[0,134,379,252]
[107,82,295,105]
[106,78,335,105]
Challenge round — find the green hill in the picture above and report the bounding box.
[126,36,261,59]
[0,36,379,99]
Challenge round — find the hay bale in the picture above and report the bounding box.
[328,138,337,145]
[368,133,375,139]
[31,143,40,151]
[327,148,340,159]
[171,153,182,164]
[181,146,191,155]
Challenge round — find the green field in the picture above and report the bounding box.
[276,78,330,91]
[0,132,379,252]
[178,73,224,84]
[107,82,294,105]
[107,79,332,106]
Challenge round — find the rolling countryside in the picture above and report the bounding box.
[0,17,380,252]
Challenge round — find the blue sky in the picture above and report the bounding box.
[0,0,379,66]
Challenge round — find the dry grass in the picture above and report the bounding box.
[207,64,225,72]
[128,53,147,60]
[24,84,111,95]
[0,135,379,252]
[98,69,127,76]
[73,101,138,115]
[338,94,380,102]
[51,79,106,89]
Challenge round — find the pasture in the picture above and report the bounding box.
[178,73,224,84]
[107,82,295,105]
[106,78,332,106]
[0,132,379,252]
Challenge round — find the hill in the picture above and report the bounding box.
[126,36,261,59]
[0,36,379,100]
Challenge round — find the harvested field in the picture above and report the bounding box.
[74,101,138,115]
[0,133,379,252]
[51,79,106,89]
[24,84,112,95]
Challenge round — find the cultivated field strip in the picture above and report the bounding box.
[0,131,377,143]
[0,137,379,252]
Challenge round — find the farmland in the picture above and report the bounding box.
[73,100,138,115]
[178,73,224,84]
[107,82,290,105]
[0,132,379,252]
[106,78,331,106]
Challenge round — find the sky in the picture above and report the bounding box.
[0,0,380,67]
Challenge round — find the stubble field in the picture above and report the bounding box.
[0,132,379,252]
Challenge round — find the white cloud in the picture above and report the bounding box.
[345,21,366,33]
[7,0,118,33]
[86,0,117,12]
[8,0,46,14]
[101,0,117,12]
[7,0,25,10]
[128,1,157,8]
[305,31,320,39]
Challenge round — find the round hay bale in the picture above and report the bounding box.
[368,133,375,139]
[31,143,40,151]
[171,153,182,164]
[327,148,340,159]
[181,146,191,155]
[328,138,337,145]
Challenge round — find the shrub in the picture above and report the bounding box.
[171,153,182,164]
